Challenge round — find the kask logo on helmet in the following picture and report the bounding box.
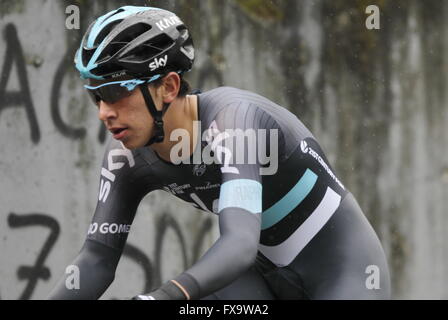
[149,55,168,71]
[155,16,182,31]
[111,71,126,78]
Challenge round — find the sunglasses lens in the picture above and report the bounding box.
[87,90,101,105]
[104,85,133,104]
[86,85,133,105]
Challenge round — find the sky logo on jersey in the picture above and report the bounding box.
[149,55,168,71]
[99,143,135,203]
[300,139,345,190]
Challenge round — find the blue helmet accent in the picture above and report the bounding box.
[120,79,145,91]
[84,79,145,91]
[85,9,118,49]
[83,74,164,91]
[147,74,162,83]
[76,6,156,80]
[75,46,103,80]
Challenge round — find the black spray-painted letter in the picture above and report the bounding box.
[0,24,40,144]
[8,213,60,300]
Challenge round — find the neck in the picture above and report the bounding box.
[150,95,198,163]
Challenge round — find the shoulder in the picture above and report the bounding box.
[198,86,272,121]
[198,86,260,106]
[199,86,257,101]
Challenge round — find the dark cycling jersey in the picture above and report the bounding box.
[48,87,391,299]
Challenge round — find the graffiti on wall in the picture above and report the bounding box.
[7,213,60,300]
[3,212,214,300]
[0,22,215,300]
[0,23,107,145]
[0,24,40,143]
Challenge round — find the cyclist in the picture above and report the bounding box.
[47,6,391,300]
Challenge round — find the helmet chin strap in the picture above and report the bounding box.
[139,84,171,147]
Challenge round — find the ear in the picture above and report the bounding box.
[162,72,181,104]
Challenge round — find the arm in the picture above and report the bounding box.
[47,140,155,299]
[182,207,261,298]
[47,240,121,299]
[136,209,260,300]
[144,104,266,300]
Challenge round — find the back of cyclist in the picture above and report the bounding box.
[47,6,390,300]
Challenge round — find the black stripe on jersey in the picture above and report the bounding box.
[260,175,328,246]
[261,165,309,212]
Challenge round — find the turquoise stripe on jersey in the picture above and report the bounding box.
[261,169,317,230]
[218,179,262,214]
[259,187,341,267]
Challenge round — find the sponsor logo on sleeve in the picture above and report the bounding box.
[162,183,191,195]
[300,139,345,190]
[87,223,131,235]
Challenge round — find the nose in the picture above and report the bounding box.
[98,100,118,122]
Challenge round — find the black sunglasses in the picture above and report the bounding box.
[84,77,160,105]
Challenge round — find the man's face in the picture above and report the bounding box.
[88,78,157,150]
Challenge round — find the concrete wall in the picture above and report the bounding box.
[0,0,219,300]
[1,0,447,299]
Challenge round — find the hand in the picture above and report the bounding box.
[131,294,156,300]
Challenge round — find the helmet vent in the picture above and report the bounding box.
[120,34,174,63]
[94,20,123,47]
[176,26,189,40]
[97,23,153,63]
[148,33,175,51]
[115,23,153,44]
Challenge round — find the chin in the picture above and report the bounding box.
[119,139,135,150]
[123,143,139,150]
[122,139,146,150]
